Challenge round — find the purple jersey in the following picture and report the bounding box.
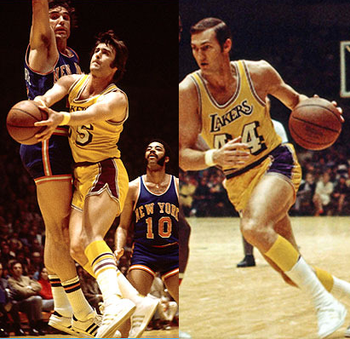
[133,175,179,247]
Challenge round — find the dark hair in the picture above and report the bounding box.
[190,17,232,50]
[147,139,172,159]
[92,30,129,82]
[49,0,78,29]
[10,261,21,271]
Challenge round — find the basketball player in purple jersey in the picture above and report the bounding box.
[20,1,101,336]
[115,140,179,338]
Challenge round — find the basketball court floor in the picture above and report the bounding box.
[180,216,350,339]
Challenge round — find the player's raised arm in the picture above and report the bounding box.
[29,0,58,72]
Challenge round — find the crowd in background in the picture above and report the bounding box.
[180,145,350,218]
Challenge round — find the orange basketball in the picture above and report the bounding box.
[6,100,48,145]
[288,97,342,150]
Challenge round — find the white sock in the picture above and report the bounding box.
[49,274,72,317]
[117,271,143,303]
[331,276,350,300]
[96,268,122,306]
[61,276,93,320]
[285,257,333,308]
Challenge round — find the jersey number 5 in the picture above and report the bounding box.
[146,217,172,239]
[76,124,93,146]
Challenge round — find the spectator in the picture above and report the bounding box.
[179,174,197,217]
[28,251,43,279]
[313,172,334,216]
[330,176,350,215]
[0,262,25,337]
[294,172,316,215]
[191,176,211,216]
[7,261,45,336]
[0,243,15,271]
[37,267,54,312]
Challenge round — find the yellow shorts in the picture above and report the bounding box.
[225,144,302,212]
[72,158,129,213]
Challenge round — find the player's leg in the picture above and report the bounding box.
[179,208,191,284]
[128,269,154,296]
[80,192,135,338]
[241,174,346,338]
[236,234,255,268]
[163,273,179,304]
[36,179,83,336]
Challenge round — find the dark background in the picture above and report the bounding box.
[179,0,350,152]
[0,0,179,179]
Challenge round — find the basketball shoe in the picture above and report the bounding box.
[96,298,136,338]
[129,296,159,338]
[48,311,79,337]
[317,298,347,338]
[72,309,101,338]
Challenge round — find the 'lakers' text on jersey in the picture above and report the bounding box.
[134,175,179,247]
[24,46,81,100]
[67,74,128,163]
[189,60,282,178]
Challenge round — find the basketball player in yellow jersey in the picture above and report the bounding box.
[179,18,349,339]
[34,30,159,338]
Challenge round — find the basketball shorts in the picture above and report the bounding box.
[19,130,73,185]
[225,143,302,212]
[72,157,129,212]
[129,242,179,280]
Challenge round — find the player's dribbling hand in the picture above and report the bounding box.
[313,94,344,122]
[214,136,250,167]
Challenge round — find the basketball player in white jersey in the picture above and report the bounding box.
[179,17,348,338]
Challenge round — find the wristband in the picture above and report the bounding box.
[59,112,71,126]
[204,149,216,167]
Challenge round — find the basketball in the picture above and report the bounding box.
[288,97,342,151]
[6,100,48,145]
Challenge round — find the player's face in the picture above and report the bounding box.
[191,28,226,74]
[90,43,118,77]
[49,6,71,41]
[145,142,167,166]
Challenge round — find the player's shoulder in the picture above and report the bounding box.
[179,73,197,92]
[243,59,273,74]
[129,177,141,193]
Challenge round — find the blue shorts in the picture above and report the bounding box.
[129,242,179,280]
[19,130,73,185]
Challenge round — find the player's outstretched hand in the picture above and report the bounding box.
[213,136,250,167]
[34,108,65,141]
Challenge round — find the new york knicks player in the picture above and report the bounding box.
[115,139,179,337]
[20,0,100,336]
[179,17,349,338]
[33,30,158,338]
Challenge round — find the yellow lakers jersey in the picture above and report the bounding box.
[67,74,128,163]
[189,60,281,176]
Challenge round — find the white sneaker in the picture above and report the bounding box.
[179,330,192,339]
[317,298,347,338]
[48,311,79,336]
[129,296,159,338]
[72,310,102,338]
[345,325,350,338]
[96,299,136,338]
